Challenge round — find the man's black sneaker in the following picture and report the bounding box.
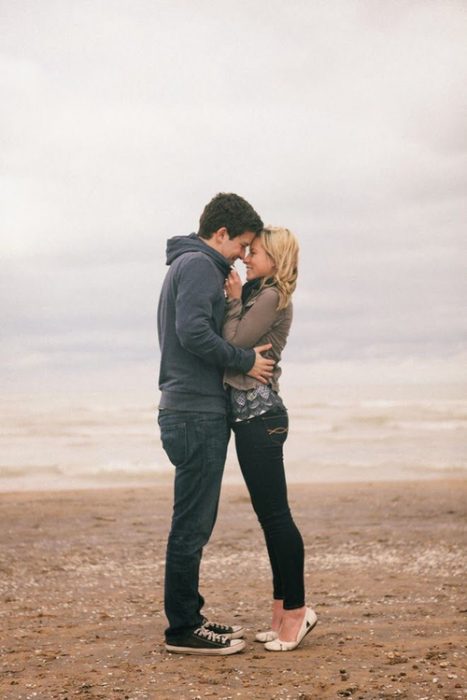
[165,626,246,655]
[201,616,245,639]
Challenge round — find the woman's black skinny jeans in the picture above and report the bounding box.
[232,409,305,609]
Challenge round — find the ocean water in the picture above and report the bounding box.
[1,382,466,492]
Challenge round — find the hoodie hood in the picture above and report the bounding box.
[165,233,231,275]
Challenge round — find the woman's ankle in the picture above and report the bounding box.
[277,606,307,642]
[282,605,306,619]
[271,599,284,630]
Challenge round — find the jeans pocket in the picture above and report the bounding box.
[260,413,289,446]
[160,423,188,466]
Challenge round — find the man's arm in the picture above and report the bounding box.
[174,256,273,381]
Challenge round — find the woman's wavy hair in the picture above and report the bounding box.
[258,226,299,310]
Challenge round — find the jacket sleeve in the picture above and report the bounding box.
[174,256,255,373]
[223,288,280,348]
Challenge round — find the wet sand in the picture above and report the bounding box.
[0,480,466,700]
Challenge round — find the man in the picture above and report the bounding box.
[157,193,274,655]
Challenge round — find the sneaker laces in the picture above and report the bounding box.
[207,620,230,632]
[194,626,228,644]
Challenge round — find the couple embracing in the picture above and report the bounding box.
[157,193,317,655]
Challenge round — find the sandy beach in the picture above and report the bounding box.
[0,480,466,700]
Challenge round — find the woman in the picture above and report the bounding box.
[223,226,317,652]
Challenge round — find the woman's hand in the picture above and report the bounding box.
[224,268,243,300]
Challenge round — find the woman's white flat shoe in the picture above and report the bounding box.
[255,629,279,643]
[264,607,317,652]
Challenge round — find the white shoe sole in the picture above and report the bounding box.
[165,639,246,655]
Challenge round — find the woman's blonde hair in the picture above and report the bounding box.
[258,226,299,310]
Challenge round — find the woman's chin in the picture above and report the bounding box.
[246,271,258,281]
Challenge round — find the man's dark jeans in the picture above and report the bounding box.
[158,409,230,641]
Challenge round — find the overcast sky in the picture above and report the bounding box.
[1,0,466,393]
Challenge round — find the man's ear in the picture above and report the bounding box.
[213,227,228,242]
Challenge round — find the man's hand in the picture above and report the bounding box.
[247,343,275,384]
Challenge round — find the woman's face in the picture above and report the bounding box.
[244,237,276,281]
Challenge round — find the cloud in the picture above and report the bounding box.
[1,0,466,389]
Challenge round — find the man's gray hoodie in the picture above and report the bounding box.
[157,234,256,414]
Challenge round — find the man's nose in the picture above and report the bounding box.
[237,249,246,260]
